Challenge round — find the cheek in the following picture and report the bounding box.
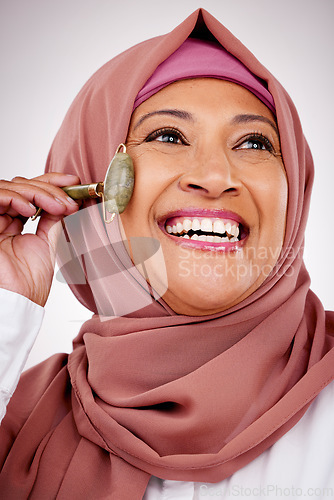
[270,170,288,231]
[253,163,287,219]
[255,168,288,252]
[125,149,183,208]
[119,152,172,235]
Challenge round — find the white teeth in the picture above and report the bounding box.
[192,219,201,231]
[225,222,232,235]
[200,218,213,232]
[183,219,192,232]
[213,220,225,234]
[176,222,183,234]
[231,225,239,237]
[166,217,241,242]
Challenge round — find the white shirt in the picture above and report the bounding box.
[0,288,44,422]
[1,288,334,499]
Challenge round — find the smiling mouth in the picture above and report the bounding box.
[163,216,247,243]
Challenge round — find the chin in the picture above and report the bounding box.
[161,279,255,316]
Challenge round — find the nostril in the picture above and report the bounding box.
[188,184,204,190]
[188,184,236,194]
[179,173,240,198]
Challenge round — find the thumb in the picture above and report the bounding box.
[36,213,65,267]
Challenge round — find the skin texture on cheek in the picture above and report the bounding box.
[122,79,288,316]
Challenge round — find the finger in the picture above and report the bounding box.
[11,176,81,213]
[35,212,67,260]
[0,188,37,218]
[0,215,23,236]
[12,173,80,188]
[39,173,81,186]
[0,185,67,218]
[0,216,24,236]
[0,181,79,217]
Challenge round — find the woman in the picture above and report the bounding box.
[0,8,333,499]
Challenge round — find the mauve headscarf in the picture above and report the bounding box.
[133,37,275,112]
[1,8,334,500]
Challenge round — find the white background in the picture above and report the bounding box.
[0,0,333,368]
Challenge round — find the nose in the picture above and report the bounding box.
[178,150,241,199]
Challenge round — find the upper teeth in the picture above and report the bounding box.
[165,217,240,242]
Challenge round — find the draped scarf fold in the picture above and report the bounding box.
[1,8,334,499]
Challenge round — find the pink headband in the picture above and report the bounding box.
[134,38,275,113]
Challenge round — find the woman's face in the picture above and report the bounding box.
[122,78,287,316]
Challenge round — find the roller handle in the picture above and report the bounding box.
[62,182,104,199]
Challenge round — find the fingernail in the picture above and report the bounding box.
[55,197,65,205]
[28,202,36,210]
[66,196,78,205]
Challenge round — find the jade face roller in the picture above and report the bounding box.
[32,144,134,223]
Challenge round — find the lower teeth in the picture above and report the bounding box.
[180,233,238,242]
[166,226,241,242]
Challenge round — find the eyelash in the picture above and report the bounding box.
[145,128,276,154]
[145,127,189,145]
[234,133,275,153]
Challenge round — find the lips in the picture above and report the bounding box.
[158,209,248,249]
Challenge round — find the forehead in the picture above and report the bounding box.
[131,78,275,123]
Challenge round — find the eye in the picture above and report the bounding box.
[157,133,181,144]
[145,127,189,145]
[234,133,274,153]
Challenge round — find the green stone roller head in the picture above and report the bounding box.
[103,146,134,216]
[61,144,134,222]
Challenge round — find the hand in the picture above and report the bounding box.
[0,173,80,306]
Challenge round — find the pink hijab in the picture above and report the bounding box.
[133,37,275,112]
[1,9,334,499]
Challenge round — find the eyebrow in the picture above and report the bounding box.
[133,109,279,137]
[231,114,279,135]
[134,109,194,130]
